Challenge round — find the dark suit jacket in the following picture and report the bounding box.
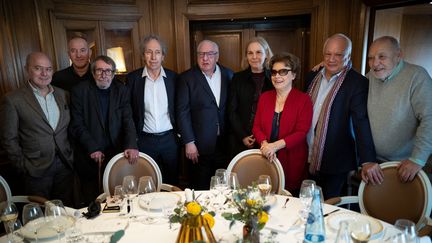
[228,68,273,154]
[176,64,234,155]
[0,82,73,177]
[69,79,137,177]
[306,69,376,174]
[126,67,177,134]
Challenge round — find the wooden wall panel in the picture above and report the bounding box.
[400,14,432,76]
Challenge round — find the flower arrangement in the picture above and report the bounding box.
[221,185,270,242]
[169,189,216,243]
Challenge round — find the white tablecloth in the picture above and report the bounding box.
[1,191,431,243]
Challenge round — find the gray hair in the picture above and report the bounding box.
[373,36,401,53]
[139,34,168,56]
[197,40,219,52]
[91,55,116,73]
[324,33,352,58]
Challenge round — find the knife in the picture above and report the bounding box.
[323,208,340,217]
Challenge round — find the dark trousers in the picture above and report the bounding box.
[189,138,229,190]
[24,155,74,207]
[138,130,179,185]
[310,171,349,200]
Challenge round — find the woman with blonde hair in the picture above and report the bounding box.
[228,37,274,158]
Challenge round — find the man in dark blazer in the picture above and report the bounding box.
[127,34,179,185]
[177,40,234,189]
[0,52,74,206]
[306,33,376,199]
[70,55,139,204]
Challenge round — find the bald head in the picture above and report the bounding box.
[25,52,53,90]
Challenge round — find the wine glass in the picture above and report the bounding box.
[0,201,19,243]
[215,169,229,194]
[257,175,272,200]
[138,176,157,224]
[394,219,418,243]
[350,218,371,243]
[22,203,44,242]
[44,199,68,242]
[298,179,316,222]
[228,172,241,190]
[122,175,137,216]
[113,185,124,203]
[209,176,222,210]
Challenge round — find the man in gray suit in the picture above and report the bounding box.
[0,52,74,206]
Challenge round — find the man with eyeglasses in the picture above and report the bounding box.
[305,33,376,199]
[126,34,179,185]
[177,40,234,189]
[69,55,139,205]
[52,34,93,92]
[0,52,74,206]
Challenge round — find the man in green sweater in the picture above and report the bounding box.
[361,36,432,184]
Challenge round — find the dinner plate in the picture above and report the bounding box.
[327,212,383,239]
[138,192,181,212]
[20,215,75,240]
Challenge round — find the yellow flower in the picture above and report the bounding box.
[186,202,201,216]
[246,199,256,206]
[258,211,269,224]
[202,213,215,228]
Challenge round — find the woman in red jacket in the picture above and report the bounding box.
[252,52,313,195]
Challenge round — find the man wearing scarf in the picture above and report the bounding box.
[306,33,376,199]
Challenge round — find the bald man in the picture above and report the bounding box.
[52,35,93,91]
[0,52,74,206]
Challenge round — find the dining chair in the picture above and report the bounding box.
[226,149,291,196]
[0,175,47,204]
[325,161,432,236]
[101,152,181,198]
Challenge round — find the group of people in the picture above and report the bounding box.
[1,31,431,207]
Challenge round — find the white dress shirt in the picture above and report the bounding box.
[142,67,173,133]
[202,65,222,107]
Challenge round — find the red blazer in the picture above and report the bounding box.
[252,88,313,191]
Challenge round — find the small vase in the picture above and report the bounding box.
[243,223,260,243]
[176,215,216,243]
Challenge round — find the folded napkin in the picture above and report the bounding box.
[265,215,300,233]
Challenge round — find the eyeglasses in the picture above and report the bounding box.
[144,50,163,56]
[271,69,291,76]
[197,51,218,58]
[95,69,114,76]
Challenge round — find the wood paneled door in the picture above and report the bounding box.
[190,15,310,90]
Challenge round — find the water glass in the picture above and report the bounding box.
[394,219,418,243]
[299,179,316,221]
[228,172,241,190]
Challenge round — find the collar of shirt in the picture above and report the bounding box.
[142,66,166,81]
[201,65,220,79]
[28,81,54,96]
[320,67,342,83]
[383,60,404,83]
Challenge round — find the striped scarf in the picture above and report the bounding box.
[307,61,352,174]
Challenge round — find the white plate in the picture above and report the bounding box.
[138,192,181,211]
[20,215,75,240]
[327,212,383,239]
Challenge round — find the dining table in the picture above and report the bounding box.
[1,190,431,243]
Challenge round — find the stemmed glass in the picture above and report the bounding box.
[394,219,418,243]
[257,175,272,200]
[228,172,241,191]
[209,176,222,210]
[138,176,157,224]
[22,203,44,242]
[0,201,19,243]
[122,175,138,216]
[298,179,316,223]
[215,169,229,194]
[44,199,68,242]
[350,218,371,243]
